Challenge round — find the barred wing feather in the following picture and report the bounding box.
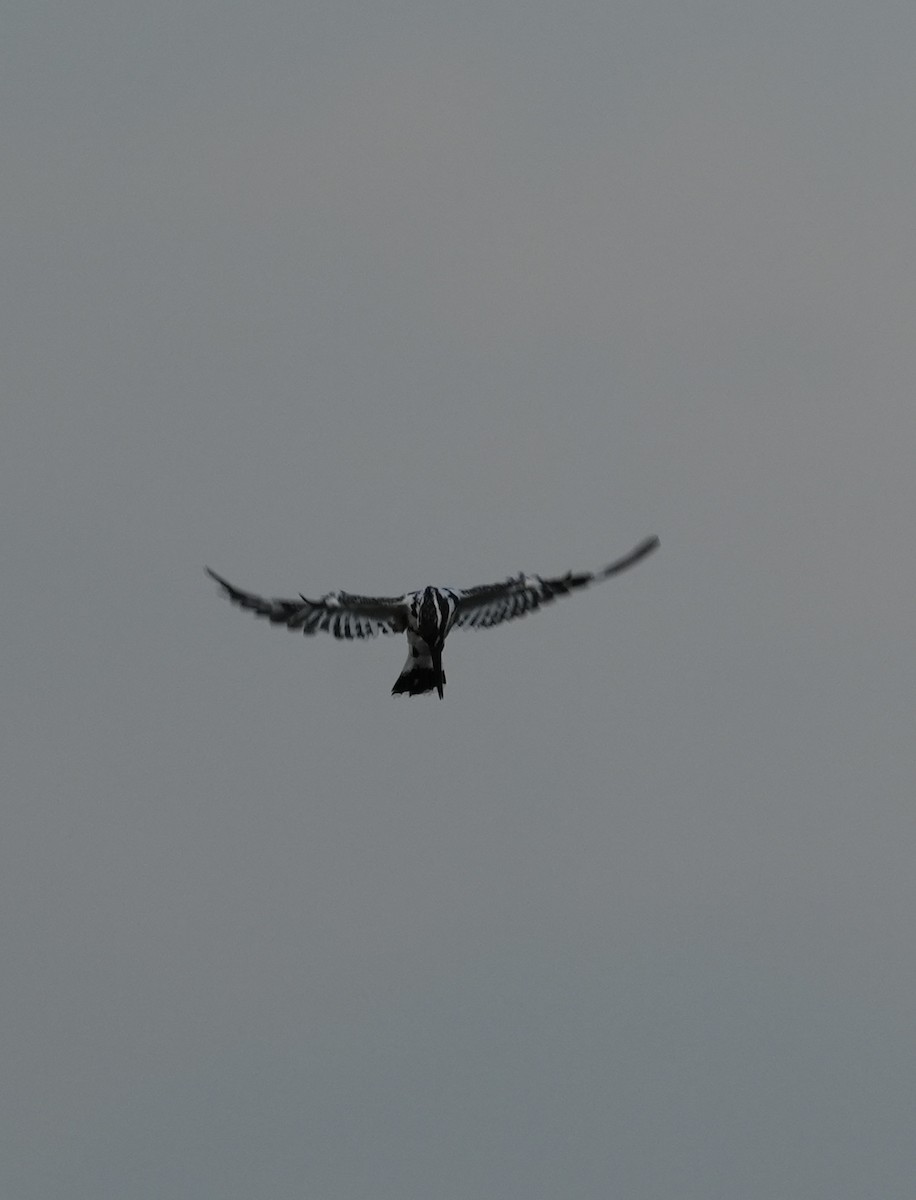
[205,568,407,639]
[452,536,659,631]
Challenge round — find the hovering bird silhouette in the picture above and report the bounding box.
[206,535,659,698]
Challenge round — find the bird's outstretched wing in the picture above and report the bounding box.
[451,535,659,631]
[205,568,408,639]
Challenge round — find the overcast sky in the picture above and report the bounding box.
[3,1,916,1197]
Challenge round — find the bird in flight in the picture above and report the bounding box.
[206,535,659,698]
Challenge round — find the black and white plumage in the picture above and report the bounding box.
[206,535,659,698]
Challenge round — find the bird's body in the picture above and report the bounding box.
[206,535,658,697]
[395,586,460,697]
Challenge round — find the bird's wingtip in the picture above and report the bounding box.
[632,534,660,559]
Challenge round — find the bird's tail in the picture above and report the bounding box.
[392,644,446,698]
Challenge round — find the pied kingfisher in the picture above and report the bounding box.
[206,535,659,698]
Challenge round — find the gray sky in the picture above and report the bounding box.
[3,1,916,1196]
